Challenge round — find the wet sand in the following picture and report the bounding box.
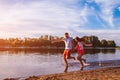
[25,67,120,80]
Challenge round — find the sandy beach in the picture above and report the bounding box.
[25,67,120,80]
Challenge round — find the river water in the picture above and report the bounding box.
[0,48,120,79]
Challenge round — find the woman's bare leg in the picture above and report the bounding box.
[82,58,90,66]
[77,55,84,67]
[82,58,86,64]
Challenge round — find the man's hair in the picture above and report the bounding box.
[65,32,69,35]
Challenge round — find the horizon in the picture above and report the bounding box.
[0,0,120,45]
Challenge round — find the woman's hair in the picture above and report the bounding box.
[75,36,79,41]
[75,36,84,42]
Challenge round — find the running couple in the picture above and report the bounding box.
[52,33,92,68]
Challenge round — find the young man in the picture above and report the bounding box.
[52,33,75,66]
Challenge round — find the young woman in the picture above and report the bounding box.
[75,37,92,68]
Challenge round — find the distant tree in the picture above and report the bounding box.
[83,36,100,47]
[0,35,116,48]
[107,40,116,47]
[0,39,7,47]
[101,39,108,47]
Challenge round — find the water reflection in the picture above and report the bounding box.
[101,49,116,53]
[84,48,116,54]
[0,48,118,79]
[64,63,85,72]
[0,48,116,54]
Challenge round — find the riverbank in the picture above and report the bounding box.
[25,67,120,80]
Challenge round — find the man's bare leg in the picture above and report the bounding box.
[64,65,68,72]
[67,56,75,60]
[63,56,68,66]
[66,53,75,60]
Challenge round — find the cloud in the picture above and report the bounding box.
[0,0,89,32]
[118,6,120,11]
[1,0,120,32]
[0,0,120,45]
[93,0,120,28]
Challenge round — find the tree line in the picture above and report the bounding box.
[0,35,116,47]
[83,36,116,47]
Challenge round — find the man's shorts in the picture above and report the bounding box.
[63,49,72,58]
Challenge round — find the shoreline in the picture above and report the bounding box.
[3,59,120,80]
[0,47,116,49]
[25,67,120,80]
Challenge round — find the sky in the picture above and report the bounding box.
[0,0,120,45]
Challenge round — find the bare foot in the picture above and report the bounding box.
[64,65,68,72]
[80,66,84,71]
[84,63,90,66]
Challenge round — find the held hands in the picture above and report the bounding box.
[72,47,77,52]
[72,48,75,52]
